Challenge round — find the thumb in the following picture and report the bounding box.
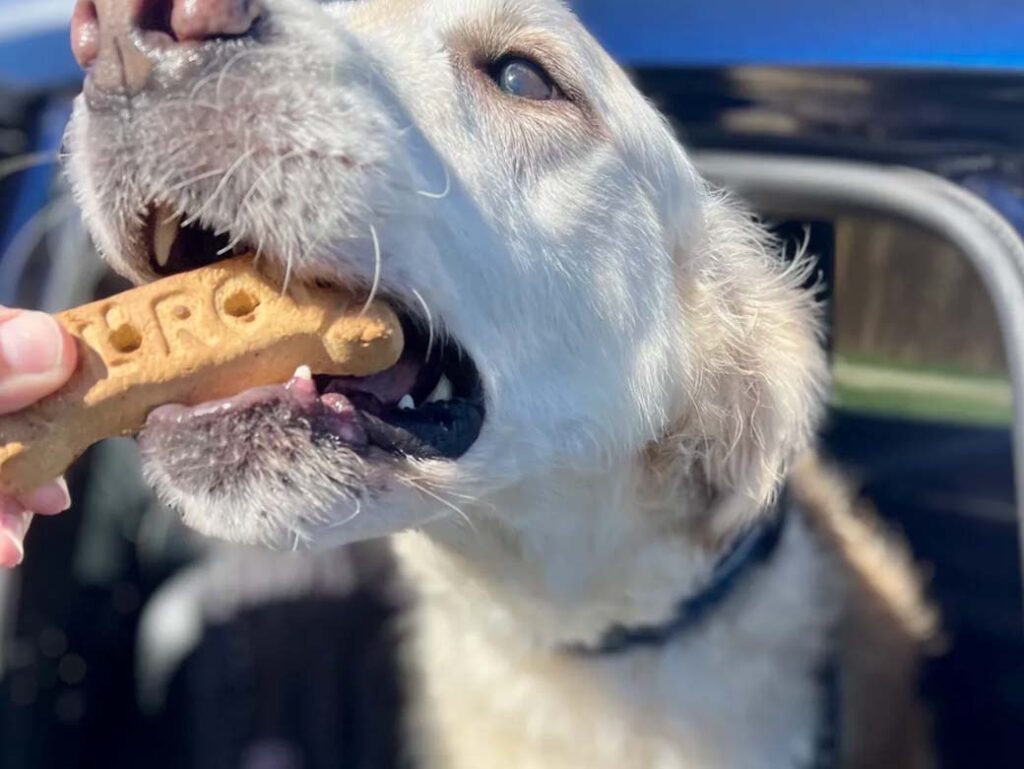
[0,308,78,416]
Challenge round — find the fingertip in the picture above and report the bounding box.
[0,530,24,568]
[0,505,30,569]
[19,477,71,516]
[0,311,78,415]
[0,311,65,373]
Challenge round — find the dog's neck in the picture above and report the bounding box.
[395,461,835,769]
[396,459,750,651]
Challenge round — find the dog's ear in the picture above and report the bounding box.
[667,190,829,532]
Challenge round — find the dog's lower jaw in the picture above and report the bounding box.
[393,481,841,769]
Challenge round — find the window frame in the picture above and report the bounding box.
[698,151,1024,605]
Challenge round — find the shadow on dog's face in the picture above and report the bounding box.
[66,0,826,550]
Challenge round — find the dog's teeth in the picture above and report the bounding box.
[293,365,313,381]
[398,394,415,411]
[425,375,453,404]
[153,206,181,267]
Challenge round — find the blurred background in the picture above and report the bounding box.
[1,1,1024,767]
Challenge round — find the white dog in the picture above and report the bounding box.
[65,0,937,766]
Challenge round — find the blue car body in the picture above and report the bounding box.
[2,0,1024,90]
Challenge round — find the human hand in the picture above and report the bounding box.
[0,308,78,567]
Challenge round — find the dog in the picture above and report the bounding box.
[64,0,937,766]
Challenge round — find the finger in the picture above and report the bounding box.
[0,497,32,569]
[0,309,78,415]
[17,477,71,517]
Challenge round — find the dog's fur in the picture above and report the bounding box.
[65,1,937,766]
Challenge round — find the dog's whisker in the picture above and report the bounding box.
[416,166,451,200]
[281,252,295,295]
[181,149,255,229]
[164,167,229,195]
[216,64,256,109]
[359,223,383,317]
[401,478,476,532]
[181,47,267,109]
[410,288,436,360]
[237,149,304,219]
[325,499,363,529]
[217,234,245,256]
[222,157,287,255]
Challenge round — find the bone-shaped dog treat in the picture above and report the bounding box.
[0,256,403,496]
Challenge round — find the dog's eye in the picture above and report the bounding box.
[490,56,560,101]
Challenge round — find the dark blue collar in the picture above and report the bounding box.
[565,492,789,657]
[561,492,841,767]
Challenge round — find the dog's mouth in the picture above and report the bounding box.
[138,205,486,462]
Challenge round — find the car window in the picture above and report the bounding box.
[831,215,1012,426]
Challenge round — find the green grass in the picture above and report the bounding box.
[837,350,1011,385]
[831,355,1014,427]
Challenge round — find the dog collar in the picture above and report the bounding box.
[563,491,841,768]
[565,490,790,657]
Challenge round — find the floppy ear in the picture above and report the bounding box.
[668,189,829,533]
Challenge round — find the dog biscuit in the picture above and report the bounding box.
[0,256,403,495]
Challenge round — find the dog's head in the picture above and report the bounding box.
[66,0,827,550]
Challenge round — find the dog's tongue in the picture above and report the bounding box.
[323,359,420,405]
[144,355,420,429]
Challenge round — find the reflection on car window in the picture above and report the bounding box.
[832,215,1011,426]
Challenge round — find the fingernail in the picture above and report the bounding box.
[21,478,71,515]
[0,531,24,568]
[0,312,65,374]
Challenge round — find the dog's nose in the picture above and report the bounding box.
[71,0,262,95]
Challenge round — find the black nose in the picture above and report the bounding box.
[71,0,263,95]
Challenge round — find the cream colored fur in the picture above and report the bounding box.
[64,1,938,766]
[394,458,936,769]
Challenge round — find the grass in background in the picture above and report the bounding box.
[832,354,1014,427]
